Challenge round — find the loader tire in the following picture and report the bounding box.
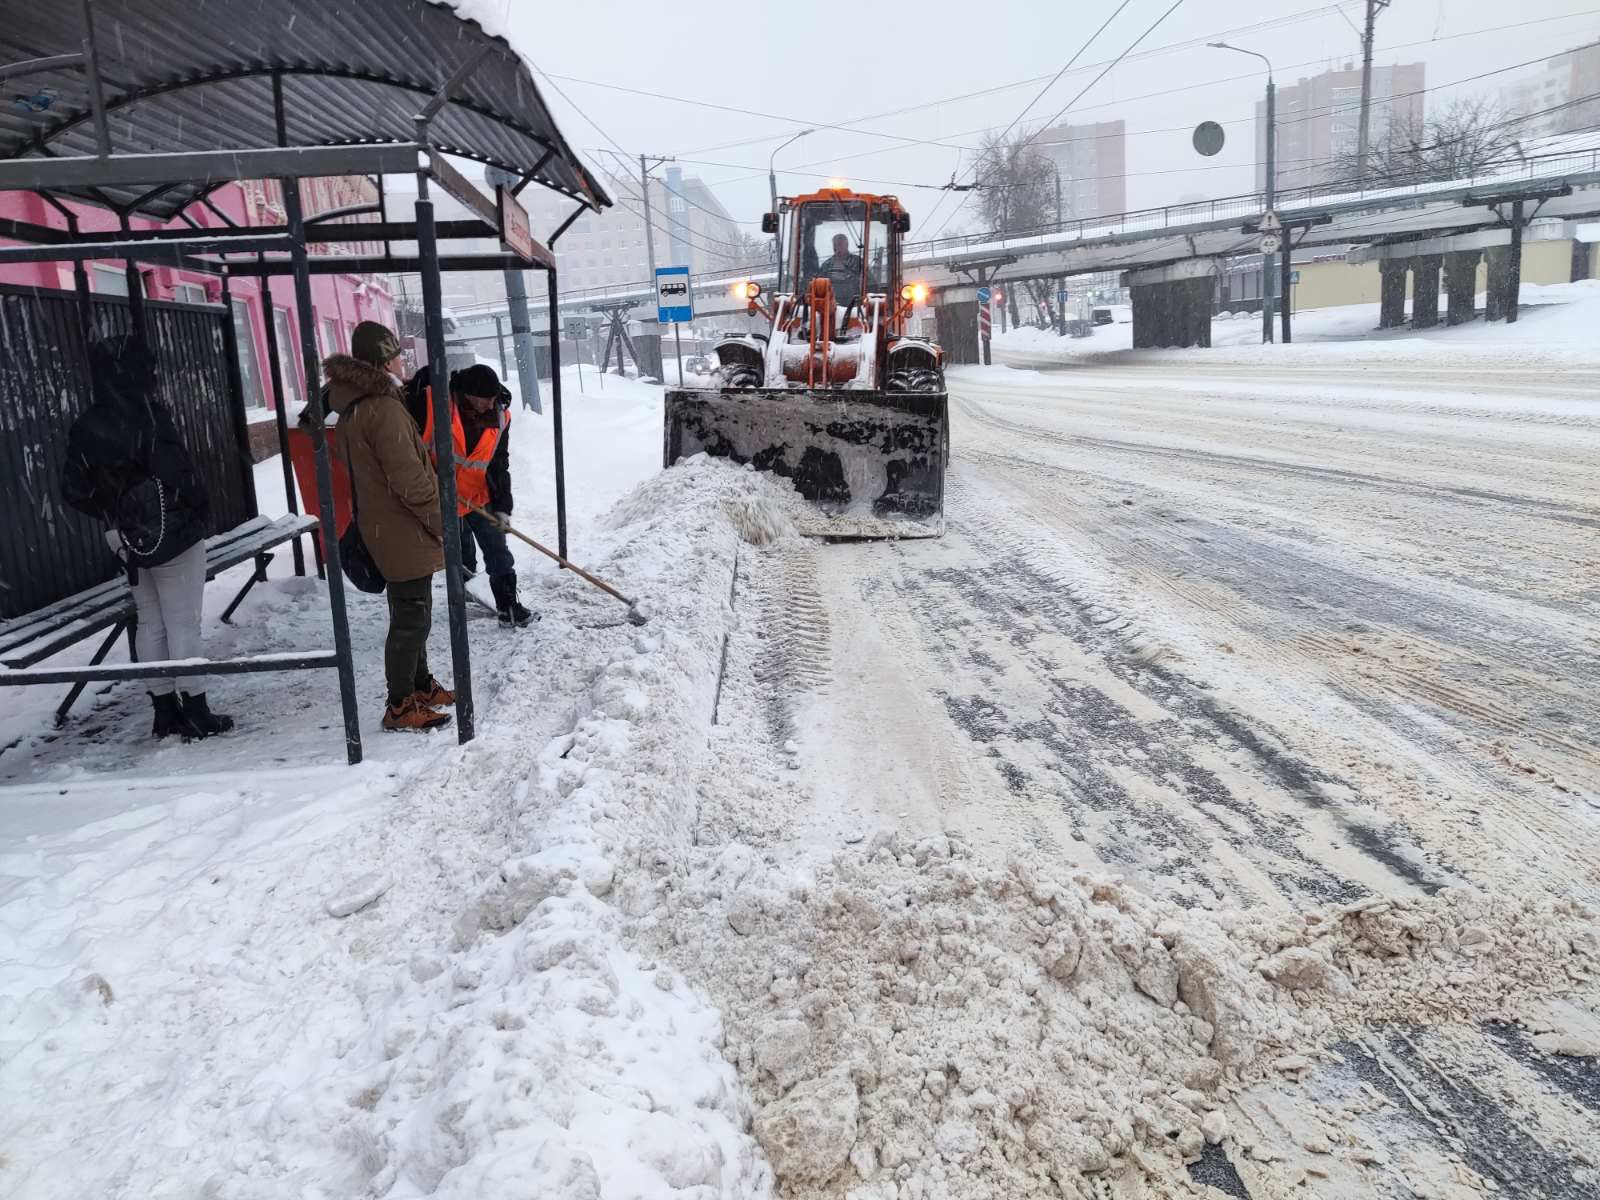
[718,365,762,389]
[886,367,942,394]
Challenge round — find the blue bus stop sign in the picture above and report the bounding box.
[656,266,694,323]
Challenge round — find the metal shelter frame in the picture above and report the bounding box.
[0,0,610,764]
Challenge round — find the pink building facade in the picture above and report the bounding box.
[0,177,395,415]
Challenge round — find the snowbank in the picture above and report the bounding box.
[641,821,1596,1197]
[990,279,1600,370]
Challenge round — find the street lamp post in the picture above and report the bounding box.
[1210,41,1277,345]
[769,128,813,283]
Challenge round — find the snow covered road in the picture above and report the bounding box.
[696,354,1600,1196]
[806,356,1600,910]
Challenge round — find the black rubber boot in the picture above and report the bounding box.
[491,574,535,628]
[180,692,235,738]
[151,692,182,739]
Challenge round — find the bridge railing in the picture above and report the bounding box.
[903,142,1600,263]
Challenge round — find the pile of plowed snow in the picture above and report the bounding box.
[638,823,1596,1198]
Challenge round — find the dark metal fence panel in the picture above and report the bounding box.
[0,284,256,619]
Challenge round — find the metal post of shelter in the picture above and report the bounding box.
[257,256,308,576]
[217,269,261,520]
[415,168,476,744]
[275,72,362,763]
[119,213,146,340]
[547,266,568,561]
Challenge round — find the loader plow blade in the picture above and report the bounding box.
[664,388,947,537]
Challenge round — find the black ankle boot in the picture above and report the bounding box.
[180,692,234,737]
[490,574,535,628]
[151,692,182,739]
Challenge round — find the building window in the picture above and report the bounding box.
[231,300,266,408]
[92,265,129,296]
[173,282,207,305]
[272,308,305,409]
[320,316,340,356]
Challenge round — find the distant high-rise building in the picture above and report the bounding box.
[1256,62,1425,194]
[521,163,748,293]
[1501,42,1600,138]
[1032,120,1127,221]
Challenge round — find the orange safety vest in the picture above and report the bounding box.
[420,387,511,516]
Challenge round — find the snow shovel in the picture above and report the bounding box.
[464,501,648,626]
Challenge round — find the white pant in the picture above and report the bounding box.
[130,540,207,696]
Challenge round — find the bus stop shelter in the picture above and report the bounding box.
[0,0,611,763]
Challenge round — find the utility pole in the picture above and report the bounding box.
[638,153,674,279]
[1355,0,1390,189]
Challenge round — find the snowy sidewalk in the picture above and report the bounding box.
[1,454,804,1198]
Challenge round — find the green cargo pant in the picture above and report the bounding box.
[385,575,434,707]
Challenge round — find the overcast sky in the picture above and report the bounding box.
[495,0,1597,237]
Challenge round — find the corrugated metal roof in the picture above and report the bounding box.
[0,0,610,220]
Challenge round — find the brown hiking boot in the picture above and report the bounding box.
[414,677,456,707]
[382,695,452,732]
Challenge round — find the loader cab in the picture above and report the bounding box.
[780,189,905,316]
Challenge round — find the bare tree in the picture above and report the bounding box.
[1338,96,1519,187]
[973,128,1058,235]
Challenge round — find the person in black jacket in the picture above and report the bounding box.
[404,363,533,628]
[62,334,234,740]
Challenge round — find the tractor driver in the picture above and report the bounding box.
[815,232,863,298]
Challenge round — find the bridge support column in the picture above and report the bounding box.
[1483,246,1509,321]
[1122,260,1218,349]
[1410,255,1442,329]
[1444,250,1480,325]
[1378,260,1408,329]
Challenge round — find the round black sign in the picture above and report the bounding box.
[1192,120,1225,157]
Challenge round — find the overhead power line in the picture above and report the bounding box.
[930,0,1190,240]
[686,10,1600,197]
[674,1,1360,158]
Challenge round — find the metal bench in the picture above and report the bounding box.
[0,513,320,723]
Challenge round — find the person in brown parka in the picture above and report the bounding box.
[324,322,454,732]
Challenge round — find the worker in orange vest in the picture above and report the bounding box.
[406,363,534,627]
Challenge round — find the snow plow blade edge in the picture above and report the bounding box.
[664,388,947,536]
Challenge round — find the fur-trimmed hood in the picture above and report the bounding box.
[323,354,402,415]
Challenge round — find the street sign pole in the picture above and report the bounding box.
[673,323,683,386]
[562,315,589,394]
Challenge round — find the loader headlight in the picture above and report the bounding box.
[733,280,761,300]
[900,282,928,305]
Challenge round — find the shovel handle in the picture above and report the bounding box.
[464,502,635,607]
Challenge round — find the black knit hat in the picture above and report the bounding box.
[450,363,508,400]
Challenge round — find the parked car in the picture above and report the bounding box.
[1092,307,1113,326]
